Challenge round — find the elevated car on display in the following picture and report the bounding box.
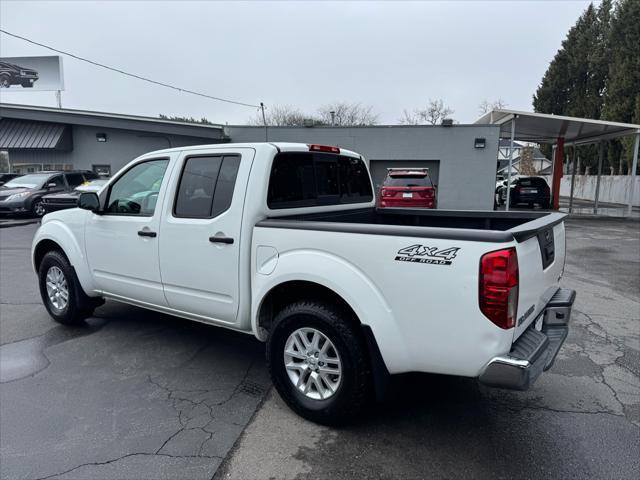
[32,143,575,425]
[41,179,109,214]
[497,176,551,209]
[0,61,39,88]
[378,168,437,209]
[0,170,99,217]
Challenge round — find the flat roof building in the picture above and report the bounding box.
[1,103,500,210]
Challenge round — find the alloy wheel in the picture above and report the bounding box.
[284,327,342,400]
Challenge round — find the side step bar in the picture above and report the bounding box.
[479,288,575,390]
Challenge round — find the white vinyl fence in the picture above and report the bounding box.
[540,175,640,206]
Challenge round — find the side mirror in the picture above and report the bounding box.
[47,182,57,189]
[78,192,101,213]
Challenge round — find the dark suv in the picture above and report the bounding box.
[0,61,39,88]
[497,176,551,209]
[0,171,99,217]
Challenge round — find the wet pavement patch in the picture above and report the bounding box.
[0,319,106,383]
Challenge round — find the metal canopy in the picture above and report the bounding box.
[475,109,640,216]
[475,109,640,145]
[0,118,71,150]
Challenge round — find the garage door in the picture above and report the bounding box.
[369,160,440,198]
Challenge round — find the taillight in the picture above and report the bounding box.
[424,188,434,197]
[479,248,519,329]
[309,144,340,154]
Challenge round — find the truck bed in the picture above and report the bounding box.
[257,208,566,243]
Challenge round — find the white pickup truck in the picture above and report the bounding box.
[32,143,575,424]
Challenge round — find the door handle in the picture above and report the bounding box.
[209,236,234,244]
[138,230,157,238]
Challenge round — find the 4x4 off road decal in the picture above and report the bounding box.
[395,244,460,266]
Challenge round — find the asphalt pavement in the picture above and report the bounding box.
[1,217,639,480]
[0,224,270,480]
[216,216,640,480]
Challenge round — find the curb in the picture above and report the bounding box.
[0,219,41,229]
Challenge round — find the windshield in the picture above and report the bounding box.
[384,174,432,187]
[2,174,50,189]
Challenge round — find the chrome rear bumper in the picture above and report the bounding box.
[479,288,575,390]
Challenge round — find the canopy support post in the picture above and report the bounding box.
[594,141,604,214]
[628,132,639,216]
[505,117,516,212]
[551,137,565,210]
[569,146,577,213]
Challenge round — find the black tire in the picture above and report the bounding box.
[21,81,33,88]
[266,300,371,425]
[541,200,550,209]
[38,250,94,325]
[31,198,46,217]
[0,75,10,88]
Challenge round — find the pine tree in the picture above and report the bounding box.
[534,1,615,118]
[603,0,640,174]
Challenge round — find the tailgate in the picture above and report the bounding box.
[510,213,567,340]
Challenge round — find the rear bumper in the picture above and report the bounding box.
[479,288,576,390]
[379,201,436,209]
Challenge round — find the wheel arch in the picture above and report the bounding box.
[33,238,67,272]
[256,280,360,339]
[32,219,97,295]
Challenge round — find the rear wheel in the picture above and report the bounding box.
[0,75,10,88]
[267,300,371,425]
[38,250,95,325]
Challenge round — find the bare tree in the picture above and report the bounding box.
[399,99,455,125]
[478,98,508,115]
[248,105,311,126]
[317,102,379,126]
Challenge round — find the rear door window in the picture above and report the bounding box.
[174,155,241,218]
[268,152,373,209]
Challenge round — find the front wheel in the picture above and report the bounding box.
[266,300,371,425]
[38,250,95,325]
[31,199,46,217]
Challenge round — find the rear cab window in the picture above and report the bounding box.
[267,152,373,209]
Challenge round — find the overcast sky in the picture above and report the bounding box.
[0,0,594,125]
